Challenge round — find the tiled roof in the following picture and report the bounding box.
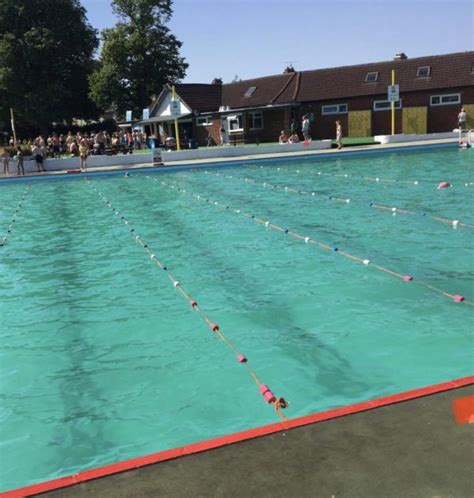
[174,83,222,112]
[222,52,473,108]
[294,52,474,102]
[222,73,296,109]
[150,52,473,114]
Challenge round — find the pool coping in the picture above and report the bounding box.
[3,375,473,497]
[0,139,461,185]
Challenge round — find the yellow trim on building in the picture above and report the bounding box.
[348,110,371,137]
[463,104,474,129]
[402,107,427,134]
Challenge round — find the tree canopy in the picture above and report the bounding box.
[0,0,99,134]
[89,0,188,120]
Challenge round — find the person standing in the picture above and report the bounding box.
[302,115,311,141]
[458,108,467,130]
[290,118,298,135]
[32,143,45,172]
[220,125,228,146]
[335,120,343,150]
[16,146,25,175]
[79,139,89,171]
[2,148,10,175]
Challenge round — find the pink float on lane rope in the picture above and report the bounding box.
[259,384,276,404]
[437,181,450,189]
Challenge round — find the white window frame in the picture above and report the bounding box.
[373,99,402,111]
[321,103,348,115]
[196,116,213,126]
[226,114,243,133]
[365,72,379,83]
[416,66,431,77]
[430,94,461,106]
[249,111,263,130]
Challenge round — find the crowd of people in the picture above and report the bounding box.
[2,129,155,174]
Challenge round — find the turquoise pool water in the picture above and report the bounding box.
[1,147,473,491]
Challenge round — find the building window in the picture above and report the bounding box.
[373,99,402,111]
[227,114,243,132]
[321,104,348,115]
[430,94,461,106]
[365,72,379,83]
[243,86,257,98]
[196,116,213,126]
[416,66,431,77]
[249,112,263,129]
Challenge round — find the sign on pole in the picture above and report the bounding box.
[388,85,400,102]
[170,100,180,117]
[142,108,150,120]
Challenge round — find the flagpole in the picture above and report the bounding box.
[10,108,17,144]
[172,86,181,151]
[391,70,395,136]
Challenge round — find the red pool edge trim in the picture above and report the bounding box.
[3,375,473,498]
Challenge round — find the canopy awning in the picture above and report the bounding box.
[199,102,301,117]
[137,113,192,125]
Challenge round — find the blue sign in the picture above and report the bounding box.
[126,110,132,122]
[142,108,150,120]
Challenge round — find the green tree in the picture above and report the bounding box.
[89,0,188,119]
[0,0,99,135]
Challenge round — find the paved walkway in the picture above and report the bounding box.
[0,138,460,181]
[31,384,474,498]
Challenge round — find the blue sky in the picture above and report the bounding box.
[82,0,474,83]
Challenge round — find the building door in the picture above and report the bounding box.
[463,105,474,129]
[348,110,371,137]
[402,107,427,134]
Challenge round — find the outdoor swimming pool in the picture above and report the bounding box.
[1,146,473,491]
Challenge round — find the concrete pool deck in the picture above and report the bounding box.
[0,138,462,182]
[5,378,473,498]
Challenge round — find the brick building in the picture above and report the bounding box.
[142,51,474,146]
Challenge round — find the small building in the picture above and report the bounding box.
[145,51,474,146]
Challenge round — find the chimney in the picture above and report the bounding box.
[211,77,223,85]
[394,53,407,60]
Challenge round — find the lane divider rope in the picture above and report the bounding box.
[0,184,31,246]
[145,175,473,307]
[85,178,289,420]
[247,163,474,189]
[197,170,473,230]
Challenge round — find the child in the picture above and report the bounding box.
[2,148,10,175]
[336,120,343,150]
[302,115,311,141]
[220,126,227,146]
[278,130,288,144]
[16,146,25,175]
[289,132,300,144]
[79,139,89,171]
